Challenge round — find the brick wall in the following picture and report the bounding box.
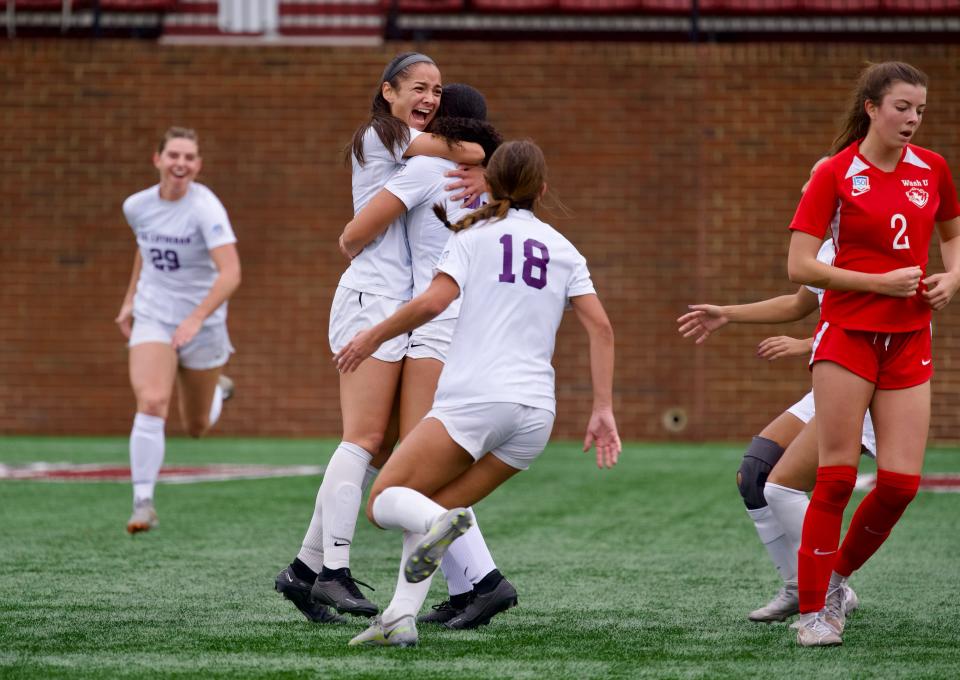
[3,41,960,442]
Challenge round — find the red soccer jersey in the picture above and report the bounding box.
[790,142,960,332]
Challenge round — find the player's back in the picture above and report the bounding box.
[434,209,595,414]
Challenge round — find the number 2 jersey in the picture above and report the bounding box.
[433,209,596,415]
[123,182,237,327]
[789,141,960,332]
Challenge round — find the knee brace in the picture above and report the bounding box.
[737,436,785,510]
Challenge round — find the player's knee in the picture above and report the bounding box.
[185,416,210,439]
[875,470,920,511]
[137,393,170,418]
[736,436,785,510]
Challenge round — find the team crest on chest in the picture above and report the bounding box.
[851,175,871,196]
[905,187,929,208]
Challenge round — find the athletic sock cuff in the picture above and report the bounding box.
[133,413,165,431]
[876,469,921,491]
[339,441,374,465]
[764,482,807,497]
[815,465,858,484]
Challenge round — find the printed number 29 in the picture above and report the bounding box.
[890,214,911,251]
[499,234,549,289]
[150,248,181,271]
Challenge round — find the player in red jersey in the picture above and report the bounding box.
[786,62,960,646]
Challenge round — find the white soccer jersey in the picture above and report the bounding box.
[338,126,423,300]
[433,209,596,414]
[385,155,483,321]
[123,182,237,327]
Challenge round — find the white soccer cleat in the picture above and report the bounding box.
[126,498,158,534]
[823,577,858,634]
[348,615,418,648]
[796,611,842,647]
[405,508,473,584]
[842,582,859,615]
[218,375,235,402]
[748,581,799,623]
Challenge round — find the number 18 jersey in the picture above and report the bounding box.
[433,209,596,414]
[790,141,960,332]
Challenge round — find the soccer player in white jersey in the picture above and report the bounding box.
[339,84,517,629]
[678,235,873,626]
[274,53,485,624]
[116,126,241,534]
[333,140,621,647]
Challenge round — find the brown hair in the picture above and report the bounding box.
[158,126,199,154]
[349,52,437,166]
[830,61,928,155]
[434,139,547,233]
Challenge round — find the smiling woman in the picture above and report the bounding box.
[116,126,241,535]
[273,53,486,625]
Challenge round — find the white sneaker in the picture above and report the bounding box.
[218,375,235,402]
[126,498,158,534]
[796,611,842,647]
[748,581,799,622]
[348,615,418,648]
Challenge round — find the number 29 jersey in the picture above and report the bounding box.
[789,141,960,332]
[123,182,237,327]
[433,208,596,415]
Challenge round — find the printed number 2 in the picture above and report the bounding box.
[499,234,549,289]
[150,248,181,271]
[890,214,911,251]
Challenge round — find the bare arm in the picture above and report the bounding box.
[115,249,143,339]
[756,335,814,361]
[923,217,960,311]
[787,230,921,296]
[571,294,620,469]
[334,274,460,373]
[677,286,819,345]
[171,243,242,349]
[340,190,407,259]
[405,134,484,166]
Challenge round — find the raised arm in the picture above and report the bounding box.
[171,243,241,349]
[406,134,484,166]
[115,249,143,339]
[335,273,460,373]
[923,216,960,311]
[677,286,820,345]
[787,230,920,296]
[340,189,407,259]
[570,293,620,469]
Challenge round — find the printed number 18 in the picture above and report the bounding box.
[499,234,549,289]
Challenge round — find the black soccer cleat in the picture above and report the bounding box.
[445,577,518,630]
[417,596,471,625]
[311,567,379,617]
[274,566,346,624]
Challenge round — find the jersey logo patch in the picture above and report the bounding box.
[906,187,929,208]
[851,175,871,196]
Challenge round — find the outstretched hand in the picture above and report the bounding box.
[445,164,487,206]
[676,304,728,344]
[583,409,621,469]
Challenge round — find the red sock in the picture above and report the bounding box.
[798,466,857,613]
[834,469,920,577]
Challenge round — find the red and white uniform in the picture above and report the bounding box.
[790,141,960,333]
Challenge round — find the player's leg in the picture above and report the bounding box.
[309,358,403,617]
[400,354,507,626]
[738,408,804,621]
[126,338,178,533]
[796,360,871,646]
[175,322,236,436]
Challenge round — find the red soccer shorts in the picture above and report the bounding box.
[810,321,932,389]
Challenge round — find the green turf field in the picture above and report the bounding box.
[1,436,959,679]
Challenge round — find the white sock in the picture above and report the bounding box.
[320,441,373,570]
[746,505,797,583]
[372,486,446,535]
[208,384,224,427]
[441,509,496,595]
[764,482,810,576]
[382,530,435,623]
[130,413,165,503]
[297,463,379,573]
